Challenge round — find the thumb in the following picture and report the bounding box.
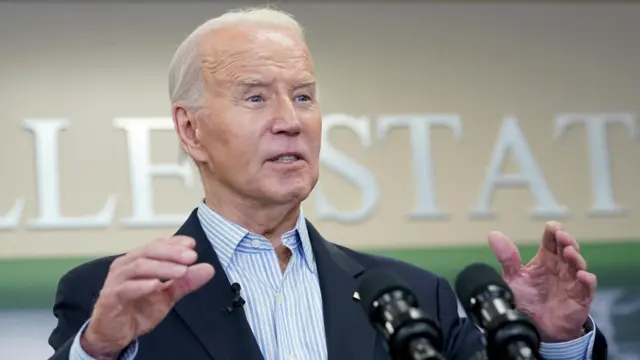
[488,231,522,279]
[165,263,215,303]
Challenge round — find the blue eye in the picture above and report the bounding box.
[247,95,263,103]
[295,94,311,102]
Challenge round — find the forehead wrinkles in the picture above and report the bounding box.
[200,46,252,81]
[198,28,314,84]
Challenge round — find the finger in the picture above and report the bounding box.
[113,258,188,283]
[116,238,197,267]
[132,243,197,266]
[165,263,215,304]
[112,279,163,301]
[541,221,563,254]
[568,270,597,303]
[562,246,587,278]
[563,246,587,270]
[171,235,196,245]
[556,230,580,252]
[578,270,597,295]
[488,231,522,279]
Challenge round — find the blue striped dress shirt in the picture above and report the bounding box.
[68,201,596,360]
[196,201,327,360]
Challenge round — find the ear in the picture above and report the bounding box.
[172,105,208,163]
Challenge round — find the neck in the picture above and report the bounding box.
[203,187,300,246]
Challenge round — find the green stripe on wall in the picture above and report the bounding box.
[1,241,639,309]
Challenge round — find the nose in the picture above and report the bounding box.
[271,96,302,135]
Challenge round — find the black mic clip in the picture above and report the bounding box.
[222,282,246,314]
[481,300,541,360]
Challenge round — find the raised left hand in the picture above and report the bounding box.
[488,221,597,342]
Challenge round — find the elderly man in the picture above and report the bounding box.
[48,7,606,360]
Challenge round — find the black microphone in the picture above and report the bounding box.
[358,268,447,360]
[222,282,246,314]
[455,263,541,360]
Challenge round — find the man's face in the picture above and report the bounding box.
[186,25,321,206]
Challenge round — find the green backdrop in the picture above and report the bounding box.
[2,241,639,357]
[2,241,637,309]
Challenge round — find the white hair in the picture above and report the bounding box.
[168,6,306,109]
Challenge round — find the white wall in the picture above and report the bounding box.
[0,310,57,359]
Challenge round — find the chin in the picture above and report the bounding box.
[265,178,315,205]
[273,186,312,204]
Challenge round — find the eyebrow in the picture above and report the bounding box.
[234,78,316,91]
[237,78,270,87]
[294,80,316,90]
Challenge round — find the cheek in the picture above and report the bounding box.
[211,126,263,169]
[198,122,238,168]
[305,114,323,150]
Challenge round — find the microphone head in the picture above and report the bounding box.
[358,268,445,359]
[455,263,511,310]
[357,268,414,318]
[455,264,542,359]
[230,282,241,293]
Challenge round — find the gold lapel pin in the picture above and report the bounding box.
[353,292,360,300]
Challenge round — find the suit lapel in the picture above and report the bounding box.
[307,220,379,360]
[172,209,264,360]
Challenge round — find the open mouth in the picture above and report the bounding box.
[267,153,304,164]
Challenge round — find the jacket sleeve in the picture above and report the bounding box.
[593,326,608,360]
[48,269,95,360]
[434,276,609,360]
[434,276,486,360]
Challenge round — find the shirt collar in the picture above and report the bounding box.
[196,201,316,273]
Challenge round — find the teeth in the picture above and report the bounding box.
[276,155,298,163]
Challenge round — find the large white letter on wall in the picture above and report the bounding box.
[114,117,194,227]
[23,119,117,229]
[377,114,462,220]
[0,199,24,230]
[472,116,567,219]
[316,114,379,223]
[555,113,636,216]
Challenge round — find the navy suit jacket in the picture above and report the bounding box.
[48,208,608,360]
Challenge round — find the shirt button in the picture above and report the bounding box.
[251,239,261,248]
[288,355,296,360]
[277,294,284,304]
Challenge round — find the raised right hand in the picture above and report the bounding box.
[80,236,215,359]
